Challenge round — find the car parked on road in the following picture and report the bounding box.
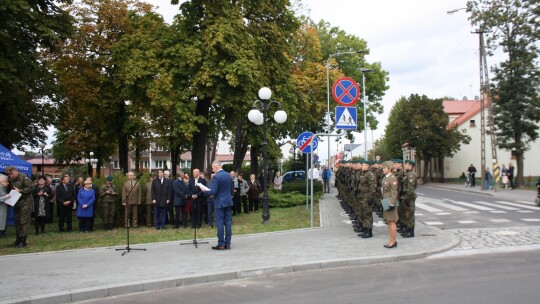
[282,170,305,183]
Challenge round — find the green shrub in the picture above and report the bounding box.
[282,179,323,194]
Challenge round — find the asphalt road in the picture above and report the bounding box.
[416,185,540,229]
[80,249,540,304]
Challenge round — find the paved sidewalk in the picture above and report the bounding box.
[0,192,459,304]
[426,182,538,203]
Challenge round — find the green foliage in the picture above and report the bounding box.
[468,0,540,187]
[282,179,323,195]
[0,0,73,150]
[382,94,471,180]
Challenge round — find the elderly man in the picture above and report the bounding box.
[5,166,34,248]
[122,172,141,228]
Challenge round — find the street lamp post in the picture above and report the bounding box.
[326,50,365,169]
[39,143,47,176]
[360,68,372,160]
[248,87,287,223]
[85,152,98,177]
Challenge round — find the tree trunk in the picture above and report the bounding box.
[250,145,259,175]
[423,158,430,184]
[232,118,249,171]
[170,143,181,178]
[516,152,524,188]
[118,133,129,174]
[191,98,211,172]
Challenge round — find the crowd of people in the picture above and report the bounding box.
[335,159,417,249]
[468,162,516,190]
[0,164,270,249]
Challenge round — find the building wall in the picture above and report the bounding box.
[444,111,540,178]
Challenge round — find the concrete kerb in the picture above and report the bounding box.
[9,230,459,304]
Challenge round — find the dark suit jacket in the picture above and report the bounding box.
[56,182,75,207]
[189,176,206,205]
[151,177,171,208]
[204,170,234,209]
[172,178,188,206]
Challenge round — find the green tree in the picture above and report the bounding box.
[173,0,300,173]
[468,0,540,187]
[383,94,471,183]
[0,0,72,150]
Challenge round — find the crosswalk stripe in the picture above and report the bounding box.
[416,203,443,213]
[424,221,444,226]
[522,219,540,222]
[447,200,495,211]
[489,210,507,213]
[433,200,469,211]
[516,200,537,206]
[457,220,477,224]
[474,201,521,211]
[490,219,511,223]
[493,200,540,211]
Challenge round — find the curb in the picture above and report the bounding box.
[0,231,460,304]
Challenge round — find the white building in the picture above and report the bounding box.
[442,100,540,179]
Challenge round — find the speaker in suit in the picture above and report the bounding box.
[151,170,171,229]
[188,169,206,228]
[203,161,233,250]
[56,175,75,232]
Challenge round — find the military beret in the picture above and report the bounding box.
[106,175,113,181]
[405,160,416,167]
[392,159,403,163]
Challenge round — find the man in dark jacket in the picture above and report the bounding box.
[151,169,171,230]
[172,174,188,228]
[56,174,75,233]
[188,168,206,229]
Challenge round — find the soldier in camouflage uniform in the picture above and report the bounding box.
[393,160,406,233]
[351,162,363,232]
[358,161,376,238]
[5,166,34,248]
[400,160,417,238]
[372,161,383,218]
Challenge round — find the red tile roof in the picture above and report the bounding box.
[443,99,489,129]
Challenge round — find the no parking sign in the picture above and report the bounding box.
[332,77,360,106]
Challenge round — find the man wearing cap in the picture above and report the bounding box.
[100,175,117,230]
[5,166,34,248]
[145,173,156,227]
[401,160,417,238]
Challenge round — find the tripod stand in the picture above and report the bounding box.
[181,201,208,248]
[116,174,146,256]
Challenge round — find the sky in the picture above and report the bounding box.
[35,1,503,165]
[151,0,500,164]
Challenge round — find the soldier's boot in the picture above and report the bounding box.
[10,237,21,247]
[17,236,27,248]
[360,228,373,238]
[402,226,415,238]
[354,225,364,233]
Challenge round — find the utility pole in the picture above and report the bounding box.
[474,29,499,191]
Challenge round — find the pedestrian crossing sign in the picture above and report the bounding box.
[335,106,357,130]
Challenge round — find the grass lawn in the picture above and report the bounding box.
[0,204,320,256]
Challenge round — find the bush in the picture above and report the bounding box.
[268,191,308,208]
[282,179,323,194]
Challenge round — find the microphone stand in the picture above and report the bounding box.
[116,175,146,256]
[181,192,208,248]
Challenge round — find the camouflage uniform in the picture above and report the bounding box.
[7,167,34,247]
[358,162,376,238]
[401,161,417,237]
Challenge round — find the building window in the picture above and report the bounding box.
[113,161,120,169]
[155,160,164,168]
[470,120,476,127]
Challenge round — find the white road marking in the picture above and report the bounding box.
[457,220,477,224]
[435,212,452,215]
[463,211,480,214]
[493,201,540,211]
[446,200,495,211]
[516,200,537,206]
[489,210,507,214]
[373,220,386,227]
[416,203,443,213]
[517,210,535,213]
[490,219,511,223]
[474,201,521,211]
[424,221,444,226]
[521,219,540,222]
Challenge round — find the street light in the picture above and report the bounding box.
[360,68,373,160]
[85,151,98,177]
[248,87,287,223]
[326,50,366,169]
[39,143,48,176]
